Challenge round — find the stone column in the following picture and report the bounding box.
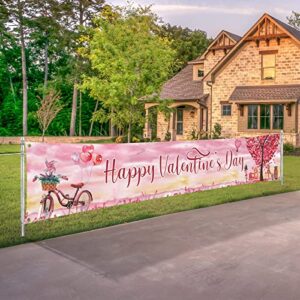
[143,107,151,139]
[170,111,177,141]
[197,107,201,134]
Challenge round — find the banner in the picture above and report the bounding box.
[25,134,281,223]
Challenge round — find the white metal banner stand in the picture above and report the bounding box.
[20,137,25,237]
[280,130,284,185]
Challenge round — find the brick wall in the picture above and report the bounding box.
[204,50,226,77]
[205,38,300,146]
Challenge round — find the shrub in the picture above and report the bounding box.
[132,136,140,143]
[284,142,295,154]
[190,129,199,140]
[164,131,171,141]
[115,136,126,143]
[212,123,222,139]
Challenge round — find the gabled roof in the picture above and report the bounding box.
[271,16,300,41]
[160,64,203,100]
[160,30,241,100]
[188,30,241,65]
[205,13,300,82]
[229,84,300,102]
[223,31,242,42]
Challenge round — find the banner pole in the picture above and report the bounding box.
[280,130,284,185]
[20,137,25,237]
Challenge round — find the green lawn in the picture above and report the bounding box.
[0,144,300,248]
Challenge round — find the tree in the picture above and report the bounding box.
[158,24,211,74]
[58,0,105,136]
[288,11,300,29]
[36,89,63,141]
[27,0,62,93]
[246,134,280,181]
[81,6,176,142]
[0,0,34,136]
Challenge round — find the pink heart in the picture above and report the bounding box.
[82,145,94,153]
[80,152,92,163]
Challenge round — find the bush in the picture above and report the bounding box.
[132,136,140,143]
[190,129,199,140]
[284,143,295,154]
[212,123,222,139]
[164,131,171,141]
[115,136,126,143]
[153,137,161,142]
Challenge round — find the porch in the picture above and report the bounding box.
[143,100,208,141]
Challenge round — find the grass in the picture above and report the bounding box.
[0,144,300,248]
[0,144,20,154]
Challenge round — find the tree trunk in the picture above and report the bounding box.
[9,75,16,103]
[70,81,78,136]
[127,122,131,143]
[43,39,49,94]
[89,100,99,136]
[18,2,28,136]
[79,91,82,136]
[42,130,45,142]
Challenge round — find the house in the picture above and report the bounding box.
[143,13,300,146]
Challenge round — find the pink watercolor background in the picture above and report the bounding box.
[25,135,281,223]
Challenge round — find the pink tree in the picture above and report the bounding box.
[246,134,280,181]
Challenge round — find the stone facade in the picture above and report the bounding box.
[205,37,300,145]
[146,14,300,146]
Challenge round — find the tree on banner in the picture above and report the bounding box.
[246,134,280,181]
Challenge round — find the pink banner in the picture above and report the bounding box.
[25,134,281,223]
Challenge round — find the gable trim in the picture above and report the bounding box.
[203,13,300,83]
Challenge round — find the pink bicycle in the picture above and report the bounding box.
[38,177,93,219]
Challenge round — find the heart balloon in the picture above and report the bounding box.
[92,153,102,165]
[80,152,92,163]
[82,145,94,154]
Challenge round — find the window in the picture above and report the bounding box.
[222,104,232,116]
[198,69,204,78]
[176,108,183,135]
[260,104,270,129]
[273,104,284,129]
[248,105,258,129]
[262,54,276,80]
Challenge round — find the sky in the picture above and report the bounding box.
[107,0,300,37]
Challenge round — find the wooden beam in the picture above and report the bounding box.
[259,50,278,55]
[210,44,235,51]
[245,33,289,41]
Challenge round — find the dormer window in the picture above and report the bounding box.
[198,69,204,78]
[193,64,204,80]
[261,53,276,80]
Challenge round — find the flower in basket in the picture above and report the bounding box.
[33,160,66,191]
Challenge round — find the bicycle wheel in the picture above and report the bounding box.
[42,194,54,219]
[77,190,93,211]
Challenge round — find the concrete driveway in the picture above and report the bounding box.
[1,191,300,300]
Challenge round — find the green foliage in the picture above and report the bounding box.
[284,143,295,154]
[288,11,300,29]
[159,24,212,74]
[0,1,211,137]
[81,6,176,142]
[164,131,171,141]
[212,123,222,139]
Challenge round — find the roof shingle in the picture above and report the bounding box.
[160,64,203,100]
[229,85,300,101]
